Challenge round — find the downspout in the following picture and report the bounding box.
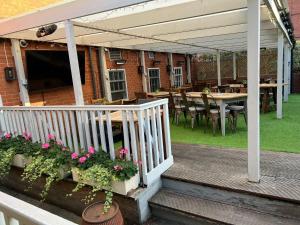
[88,47,97,99]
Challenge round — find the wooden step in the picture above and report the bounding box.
[162,177,300,220]
[149,189,300,225]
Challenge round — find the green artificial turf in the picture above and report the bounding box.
[170,94,300,153]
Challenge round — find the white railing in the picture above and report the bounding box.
[0,99,173,186]
[0,191,77,225]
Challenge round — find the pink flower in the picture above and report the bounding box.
[42,143,50,149]
[79,156,87,164]
[134,160,142,166]
[5,133,11,139]
[86,153,91,158]
[113,165,123,171]
[88,146,95,154]
[56,140,63,146]
[71,152,78,159]
[23,132,31,141]
[119,148,128,155]
[62,147,67,151]
[47,134,55,140]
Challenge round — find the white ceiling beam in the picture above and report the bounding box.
[0,0,151,36]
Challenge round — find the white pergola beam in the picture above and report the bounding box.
[247,0,260,183]
[11,39,30,105]
[64,20,84,105]
[277,31,284,119]
[0,0,151,36]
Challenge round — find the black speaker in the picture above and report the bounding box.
[138,65,144,75]
[4,67,16,81]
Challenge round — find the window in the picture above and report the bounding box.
[109,49,122,60]
[148,51,155,59]
[109,70,127,100]
[148,68,160,92]
[173,67,183,88]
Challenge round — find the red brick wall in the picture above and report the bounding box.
[0,39,185,105]
[289,0,300,40]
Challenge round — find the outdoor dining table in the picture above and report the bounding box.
[174,92,248,136]
[147,91,170,98]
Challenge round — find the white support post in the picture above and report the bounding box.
[283,42,289,102]
[168,53,174,87]
[277,31,284,119]
[186,55,192,83]
[140,50,148,92]
[288,47,292,94]
[217,50,221,86]
[99,47,112,101]
[11,39,30,106]
[233,52,237,80]
[64,20,84,105]
[247,0,260,183]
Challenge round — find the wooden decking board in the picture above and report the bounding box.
[163,144,300,203]
[150,189,300,225]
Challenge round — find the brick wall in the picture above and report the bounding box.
[289,0,300,40]
[0,39,186,106]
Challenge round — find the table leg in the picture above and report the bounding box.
[220,102,226,136]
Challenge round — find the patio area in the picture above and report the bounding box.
[171,94,300,153]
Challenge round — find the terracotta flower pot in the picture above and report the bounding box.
[82,201,124,225]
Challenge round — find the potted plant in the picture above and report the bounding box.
[0,132,39,178]
[71,147,139,196]
[21,134,71,200]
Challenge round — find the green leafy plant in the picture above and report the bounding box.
[0,147,15,178]
[21,134,71,200]
[202,87,211,95]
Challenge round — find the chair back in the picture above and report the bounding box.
[181,91,189,108]
[91,98,107,105]
[168,92,175,109]
[137,98,157,104]
[201,93,210,113]
[135,92,147,100]
[106,99,123,105]
[122,98,137,105]
[239,87,247,93]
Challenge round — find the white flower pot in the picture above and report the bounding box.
[71,167,139,195]
[57,165,70,179]
[11,154,31,168]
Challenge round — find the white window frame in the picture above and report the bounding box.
[108,69,128,100]
[108,48,122,61]
[148,51,155,59]
[173,66,183,87]
[148,68,161,92]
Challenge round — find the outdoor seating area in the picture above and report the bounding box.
[0,0,299,224]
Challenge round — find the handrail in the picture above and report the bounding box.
[0,191,78,225]
[0,99,168,111]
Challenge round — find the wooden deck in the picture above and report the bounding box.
[164,144,300,203]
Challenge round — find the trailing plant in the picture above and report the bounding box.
[0,147,15,178]
[70,165,114,213]
[22,134,71,200]
[69,147,138,213]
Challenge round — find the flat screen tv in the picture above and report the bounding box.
[26,50,85,91]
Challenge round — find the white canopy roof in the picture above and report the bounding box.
[0,0,292,54]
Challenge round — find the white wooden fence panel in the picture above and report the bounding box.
[97,111,107,153]
[0,99,172,186]
[121,110,130,160]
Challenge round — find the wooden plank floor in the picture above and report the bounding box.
[163,144,300,202]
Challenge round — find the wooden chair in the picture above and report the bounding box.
[122,98,137,105]
[135,92,147,100]
[91,98,108,105]
[202,93,232,135]
[106,99,123,105]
